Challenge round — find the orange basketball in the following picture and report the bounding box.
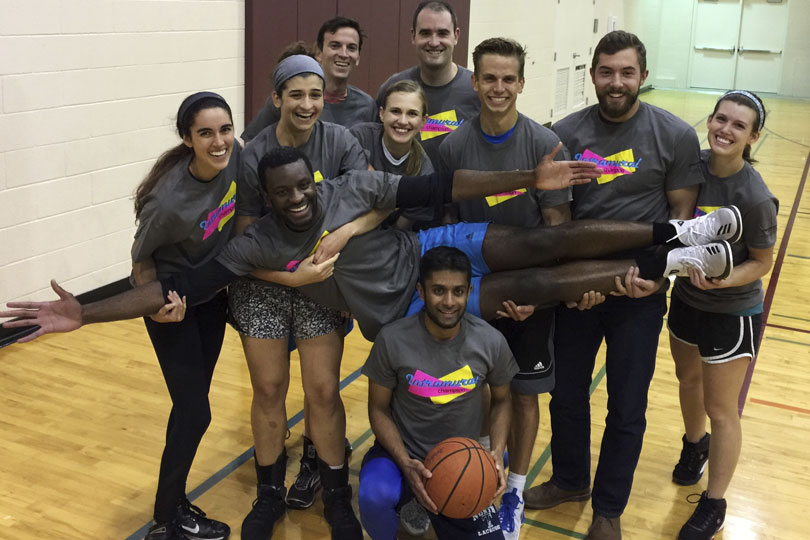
[423,436,498,519]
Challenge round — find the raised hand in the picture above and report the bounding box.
[495,300,535,322]
[534,142,602,191]
[0,280,82,342]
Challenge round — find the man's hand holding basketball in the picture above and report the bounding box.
[401,457,438,514]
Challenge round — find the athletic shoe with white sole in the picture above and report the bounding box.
[665,241,733,280]
[498,488,525,540]
[678,491,726,540]
[176,500,230,540]
[144,521,185,540]
[670,206,743,246]
[673,433,710,486]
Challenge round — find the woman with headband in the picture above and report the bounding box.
[132,92,238,540]
[667,90,778,540]
[233,53,368,540]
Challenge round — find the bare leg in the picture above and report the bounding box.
[482,221,654,271]
[298,330,346,466]
[508,392,539,476]
[704,357,749,499]
[242,335,291,466]
[478,260,636,320]
[670,336,707,442]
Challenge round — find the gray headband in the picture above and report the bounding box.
[272,55,325,93]
[178,91,228,127]
[721,90,765,131]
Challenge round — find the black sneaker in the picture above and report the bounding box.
[678,491,726,540]
[144,521,185,540]
[175,500,230,540]
[286,438,321,509]
[673,433,710,486]
[322,486,363,540]
[241,484,287,540]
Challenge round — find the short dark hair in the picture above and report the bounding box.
[277,41,318,63]
[419,246,472,286]
[257,147,314,194]
[412,1,458,31]
[591,30,646,73]
[472,37,527,78]
[316,16,365,51]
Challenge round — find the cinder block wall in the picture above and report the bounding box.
[0,0,246,306]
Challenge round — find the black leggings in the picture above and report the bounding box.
[143,291,228,522]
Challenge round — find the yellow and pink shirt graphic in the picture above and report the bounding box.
[694,206,722,218]
[202,181,236,240]
[420,110,464,141]
[576,149,642,183]
[406,365,480,404]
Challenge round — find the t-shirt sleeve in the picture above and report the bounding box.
[242,98,280,142]
[131,198,182,263]
[743,198,778,250]
[362,331,398,389]
[236,148,265,218]
[214,230,265,275]
[340,130,370,172]
[666,128,703,191]
[486,332,519,386]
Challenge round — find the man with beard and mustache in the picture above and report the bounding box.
[522,31,703,540]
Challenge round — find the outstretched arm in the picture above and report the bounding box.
[1,279,166,342]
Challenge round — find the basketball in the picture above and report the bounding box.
[423,437,498,519]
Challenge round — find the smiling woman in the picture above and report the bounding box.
[130,91,239,540]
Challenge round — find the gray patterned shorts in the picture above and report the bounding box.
[228,279,346,340]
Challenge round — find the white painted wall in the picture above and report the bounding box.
[0,0,245,306]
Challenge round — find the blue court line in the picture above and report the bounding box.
[788,253,810,260]
[771,312,810,323]
[124,366,363,540]
[765,335,810,347]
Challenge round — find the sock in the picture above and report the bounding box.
[317,457,348,490]
[302,436,317,462]
[478,435,491,451]
[256,449,287,487]
[506,472,527,495]
[653,222,678,245]
[635,245,673,279]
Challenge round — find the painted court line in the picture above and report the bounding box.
[124,366,363,540]
[749,398,810,416]
[766,323,810,335]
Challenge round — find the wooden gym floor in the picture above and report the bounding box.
[1,89,809,539]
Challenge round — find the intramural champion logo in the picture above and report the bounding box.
[285,229,330,272]
[575,149,642,184]
[695,206,722,218]
[421,110,464,141]
[405,365,480,404]
[200,181,236,239]
[485,188,526,207]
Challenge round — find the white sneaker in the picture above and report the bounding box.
[498,488,525,540]
[665,241,733,280]
[670,206,742,246]
[399,498,430,536]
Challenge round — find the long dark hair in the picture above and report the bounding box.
[711,90,766,164]
[382,80,429,176]
[134,95,232,220]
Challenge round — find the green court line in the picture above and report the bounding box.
[524,517,587,539]
[787,253,810,260]
[751,132,769,158]
[771,312,810,323]
[525,362,608,487]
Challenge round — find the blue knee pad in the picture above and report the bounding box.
[359,446,407,539]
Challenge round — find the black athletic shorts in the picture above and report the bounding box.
[490,306,555,395]
[667,292,762,364]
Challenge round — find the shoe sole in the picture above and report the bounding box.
[523,491,590,510]
[286,492,320,510]
[723,206,743,244]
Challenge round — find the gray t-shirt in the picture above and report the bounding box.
[376,65,480,165]
[440,113,571,228]
[674,150,778,314]
[552,102,703,223]
[237,120,368,218]
[217,170,422,340]
[131,144,240,289]
[241,85,378,142]
[349,122,434,176]
[362,312,518,460]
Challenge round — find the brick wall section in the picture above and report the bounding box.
[0,0,246,305]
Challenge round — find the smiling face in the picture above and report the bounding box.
[273,74,324,135]
[182,107,234,180]
[262,159,319,231]
[417,269,471,334]
[707,99,760,160]
[320,27,361,82]
[591,47,648,122]
[411,8,459,70]
[380,91,426,148]
[473,53,524,118]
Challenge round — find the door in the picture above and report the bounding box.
[551,0,594,122]
[690,0,741,90]
[735,0,788,93]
